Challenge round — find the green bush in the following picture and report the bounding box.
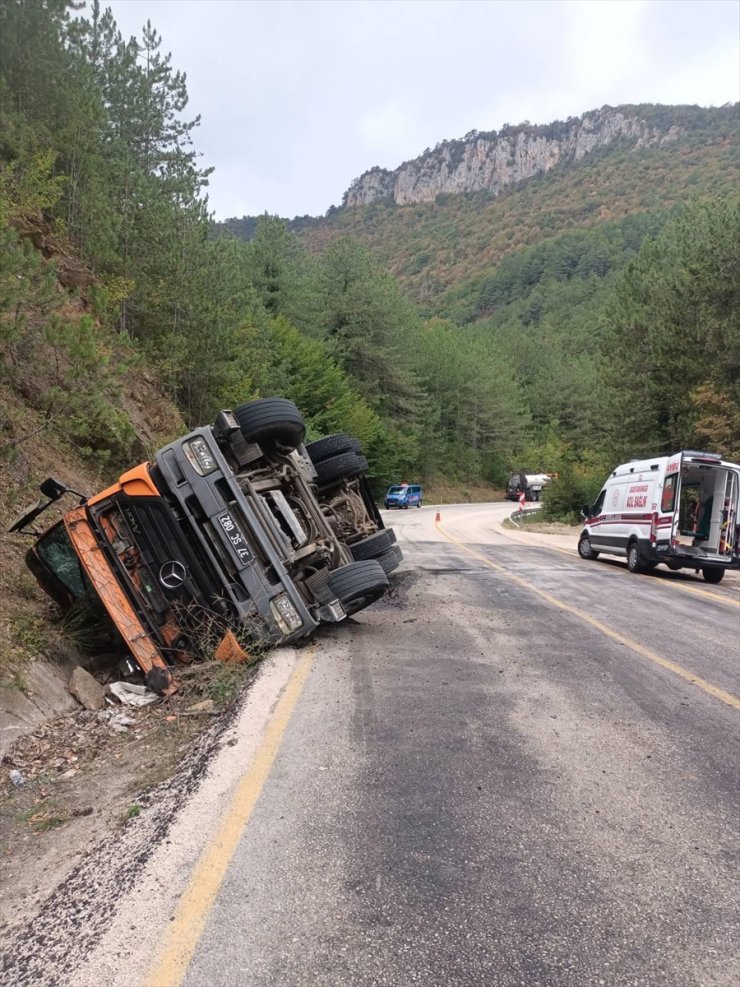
[541,460,605,523]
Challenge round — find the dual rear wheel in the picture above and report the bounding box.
[327,560,388,616]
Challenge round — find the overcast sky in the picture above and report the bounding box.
[103,0,739,220]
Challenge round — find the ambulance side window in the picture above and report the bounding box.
[661,474,678,513]
[592,490,606,515]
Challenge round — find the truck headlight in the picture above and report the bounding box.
[184,437,218,475]
[270,594,303,634]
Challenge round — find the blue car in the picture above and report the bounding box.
[384,484,423,509]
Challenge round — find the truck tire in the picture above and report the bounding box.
[328,560,388,616]
[351,529,396,561]
[234,398,305,450]
[315,452,369,487]
[626,541,645,573]
[306,433,354,463]
[577,534,599,560]
[376,545,402,575]
[702,567,724,584]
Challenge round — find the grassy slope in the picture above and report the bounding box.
[0,274,183,679]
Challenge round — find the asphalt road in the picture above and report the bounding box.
[168,503,738,987]
[57,502,740,987]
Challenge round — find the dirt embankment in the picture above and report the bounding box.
[0,374,183,737]
[0,658,255,939]
[0,223,194,924]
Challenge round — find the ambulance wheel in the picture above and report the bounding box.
[702,567,724,584]
[577,534,599,560]
[626,542,645,573]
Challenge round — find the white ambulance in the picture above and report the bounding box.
[578,450,740,584]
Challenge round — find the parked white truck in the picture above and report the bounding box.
[578,450,740,583]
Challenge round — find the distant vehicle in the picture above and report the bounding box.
[578,450,740,584]
[506,472,552,502]
[384,483,423,509]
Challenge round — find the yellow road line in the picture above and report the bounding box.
[436,521,740,711]
[143,647,317,987]
[495,525,739,608]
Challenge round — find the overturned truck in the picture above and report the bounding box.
[10,399,401,695]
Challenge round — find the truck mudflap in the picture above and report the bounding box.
[64,507,177,696]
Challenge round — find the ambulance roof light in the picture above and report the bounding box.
[683,450,721,463]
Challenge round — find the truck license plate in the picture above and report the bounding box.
[217,510,252,567]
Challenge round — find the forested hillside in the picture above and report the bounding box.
[228,104,739,502]
[2,0,738,531]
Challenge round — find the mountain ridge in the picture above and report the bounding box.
[340,103,704,208]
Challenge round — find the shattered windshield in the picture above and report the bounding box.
[35,522,125,654]
[36,523,86,597]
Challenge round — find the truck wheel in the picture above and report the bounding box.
[234,398,305,450]
[306,434,363,464]
[626,542,644,573]
[315,452,369,486]
[376,545,402,575]
[702,567,725,584]
[351,529,395,561]
[328,560,388,616]
[577,534,599,560]
[306,433,355,463]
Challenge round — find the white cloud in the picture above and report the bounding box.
[104,0,740,218]
[357,102,418,159]
[563,0,650,92]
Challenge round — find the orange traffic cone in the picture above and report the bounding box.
[435,509,441,522]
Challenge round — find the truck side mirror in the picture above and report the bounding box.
[39,477,69,501]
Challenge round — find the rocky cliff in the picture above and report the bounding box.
[342,106,685,208]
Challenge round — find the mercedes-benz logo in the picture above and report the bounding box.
[159,559,187,590]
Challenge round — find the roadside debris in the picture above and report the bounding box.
[185,699,216,714]
[68,666,105,711]
[107,682,159,707]
[2,660,252,791]
[108,713,136,734]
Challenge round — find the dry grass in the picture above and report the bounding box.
[422,479,503,504]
